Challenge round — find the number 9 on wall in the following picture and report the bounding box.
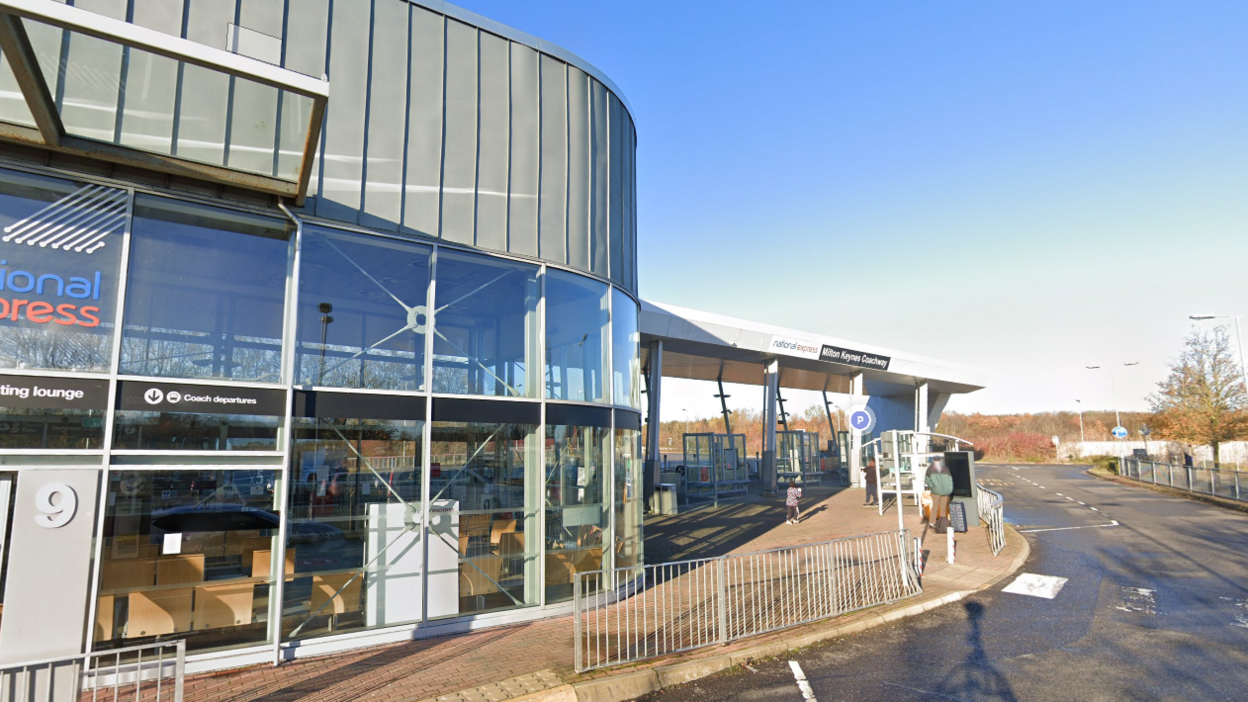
[34,482,77,529]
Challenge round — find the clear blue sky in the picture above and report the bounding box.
[455,0,1248,418]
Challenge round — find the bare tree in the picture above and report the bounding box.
[1149,327,1248,467]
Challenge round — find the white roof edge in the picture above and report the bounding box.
[412,0,636,122]
[640,299,989,391]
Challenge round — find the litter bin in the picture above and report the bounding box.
[657,483,678,515]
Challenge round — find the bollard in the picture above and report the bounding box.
[946,528,955,564]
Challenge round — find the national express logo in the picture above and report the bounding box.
[0,184,125,329]
[770,338,820,356]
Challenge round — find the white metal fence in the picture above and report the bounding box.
[0,640,184,702]
[573,530,921,673]
[976,484,1006,556]
[1121,457,1245,503]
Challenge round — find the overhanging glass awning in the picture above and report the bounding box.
[0,0,328,203]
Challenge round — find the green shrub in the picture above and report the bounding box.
[1083,455,1119,474]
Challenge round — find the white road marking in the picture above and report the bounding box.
[1066,496,1075,501]
[1089,507,1099,511]
[1221,597,1248,629]
[1019,520,1119,533]
[789,660,817,701]
[1056,493,1064,496]
[1116,586,1158,614]
[1003,573,1069,599]
[1078,501,1087,505]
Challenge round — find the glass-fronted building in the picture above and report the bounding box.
[0,0,641,672]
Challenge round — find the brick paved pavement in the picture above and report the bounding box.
[179,484,1023,702]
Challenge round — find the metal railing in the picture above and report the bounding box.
[574,530,921,673]
[976,483,1006,556]
[0,640,184,702]
[1120,457,1245,503]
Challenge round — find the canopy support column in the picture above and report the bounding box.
[763,358,779,496]
[643,340,663,510]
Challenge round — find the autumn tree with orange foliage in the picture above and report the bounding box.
[1148,327,1248,467]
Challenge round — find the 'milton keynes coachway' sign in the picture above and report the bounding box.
[818,345,891,371]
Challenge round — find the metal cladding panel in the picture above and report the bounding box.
[608,94,624,286]
[538,54,567,263]
[361,0,410,229]
[566,66,589,270]
[59,0,126,143]
[228,0,284,176]
[508,42,539,257]
[119,0,182,155]
[402,6,444,238]
[588,79,608,278]
[317,0,371,221]
[441,19,478,245]
[280,0,329,180]
[475,31,509,252]
[177,2,233,167]
[622,114,635,293]
[630,116,638,293]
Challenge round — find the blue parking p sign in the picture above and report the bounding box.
[851,410,870,429]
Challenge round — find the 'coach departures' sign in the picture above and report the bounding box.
[0,374,109,410]
[117,381,286,416]
[819,344,891,371]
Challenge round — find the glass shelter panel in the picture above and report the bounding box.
[95,469,281,653]
[544,270,608,403]
[295,227,431,391]
[283,414,425,640]
[544,414,608,603]
[0,168,124,373]
[120,196,292,382]
[778,430,821,485]
[430,416,539,617]
[610,290,639,410]
[431,251,539,398]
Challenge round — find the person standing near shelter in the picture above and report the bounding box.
[925,456,954,532]
[863,457,880,507]
[785,479,802,524]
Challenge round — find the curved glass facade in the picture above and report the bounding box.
[0,164,640,660]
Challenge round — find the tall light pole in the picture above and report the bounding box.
[1075,399,1085,443]
[1086,362,1139,440]
[1189,314,1248,398]
[681,408,690,439]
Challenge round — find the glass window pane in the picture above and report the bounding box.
[283,415,424,640]
[112,411,280,451]
[120,196,292,382]
[295,227,431,391]
[544,270,608,403]
[95,469,280,653]
[431,251,539,398]
[611,289,640,410]
[613,428,643,571]
[544,423,607,603]
[0,169,124,373]
[431,420,539,617]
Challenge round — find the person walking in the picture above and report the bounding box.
[863,457,880,507]
[925,456,954,532]
[785,479,802,524]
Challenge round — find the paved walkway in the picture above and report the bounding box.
[179,485,1024,702]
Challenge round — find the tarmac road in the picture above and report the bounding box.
[637,463,1248,702]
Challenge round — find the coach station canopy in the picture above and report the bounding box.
[639,300,986,398]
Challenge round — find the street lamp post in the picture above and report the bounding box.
[1189,314,1248,397]
[1075,399,1085,443]
[1086,362,1138,452]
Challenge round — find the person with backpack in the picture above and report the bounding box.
[925,456,954,532]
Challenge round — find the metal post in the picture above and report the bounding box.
[644,340,663,510]
[946,528,954,564]
[762,358,779,496]
[716,558,728,644]
[1187,466,1193,491]
[1236,471,1241,501]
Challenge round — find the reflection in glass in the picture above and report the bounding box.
[284,416,424,640]
[295,227,431,391]
[544,423,607,602]
[431,251,539,397]
[614,428,643,573]
[95,469,282,653]
[0,407,105,449]
[545,271,608,403]
[611,289,641,410]
[431,420,539,616]
[111,411,280,451]
[120,196,291,382]
[0,169,123,372]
